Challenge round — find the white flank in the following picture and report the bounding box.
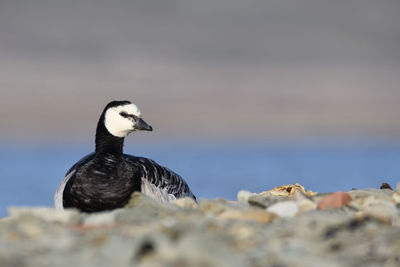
[54,170,76,210]
[141,178,176,203]
[104,103,141,137]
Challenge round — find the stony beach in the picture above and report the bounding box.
[1,183,400,267]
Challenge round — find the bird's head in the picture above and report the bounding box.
[102,100,153,138]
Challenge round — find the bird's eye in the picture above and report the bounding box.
[120,111,128,117]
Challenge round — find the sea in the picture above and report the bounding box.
[1,141,400,218]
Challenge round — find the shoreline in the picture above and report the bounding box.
[1,184,400,266]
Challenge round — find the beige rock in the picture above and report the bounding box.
[172,197,199,209]
[293,191,317,213]
[199,199,246,215]
[83,209,122,226]
[363,195,387,207]
[219,209,277,224]
[259,183,317,197]
[392,192,400,204]
[359,202,398,224]
[393,182,400,205]
[349,189,393,202]
[6,207,81,225]
[395,182,400,194]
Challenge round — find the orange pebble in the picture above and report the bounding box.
[317,192,352,210]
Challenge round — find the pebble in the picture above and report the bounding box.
[267,201,299,217]
[293,191,317,213]
[317,192,352,210]
[172,197,198,209]
[219,209,277,223]
[247,194,289,209]
[237,190,255,204]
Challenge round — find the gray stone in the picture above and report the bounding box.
[247,194,289,209]
[349,188,393,201]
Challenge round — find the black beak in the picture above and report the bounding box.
[135,118,153,131]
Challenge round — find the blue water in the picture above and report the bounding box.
[1,142,400,218]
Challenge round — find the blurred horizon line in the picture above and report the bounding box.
[2,134,400,148]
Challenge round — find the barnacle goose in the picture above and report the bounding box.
[54,100,196,212]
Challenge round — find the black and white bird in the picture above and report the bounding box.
[54,100,196,212]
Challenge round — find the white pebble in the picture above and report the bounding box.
[266,201,299,217]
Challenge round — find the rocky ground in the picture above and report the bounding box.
[1,183,400,267]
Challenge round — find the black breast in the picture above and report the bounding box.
[63,155,141,212]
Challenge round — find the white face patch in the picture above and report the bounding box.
[104,103,141,137]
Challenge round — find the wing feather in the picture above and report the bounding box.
[123,154,196,201]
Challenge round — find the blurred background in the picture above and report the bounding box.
[1,0,400,217]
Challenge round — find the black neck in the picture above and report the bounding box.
[95,117,124,157]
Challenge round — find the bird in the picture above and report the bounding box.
[54,100,196,212]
